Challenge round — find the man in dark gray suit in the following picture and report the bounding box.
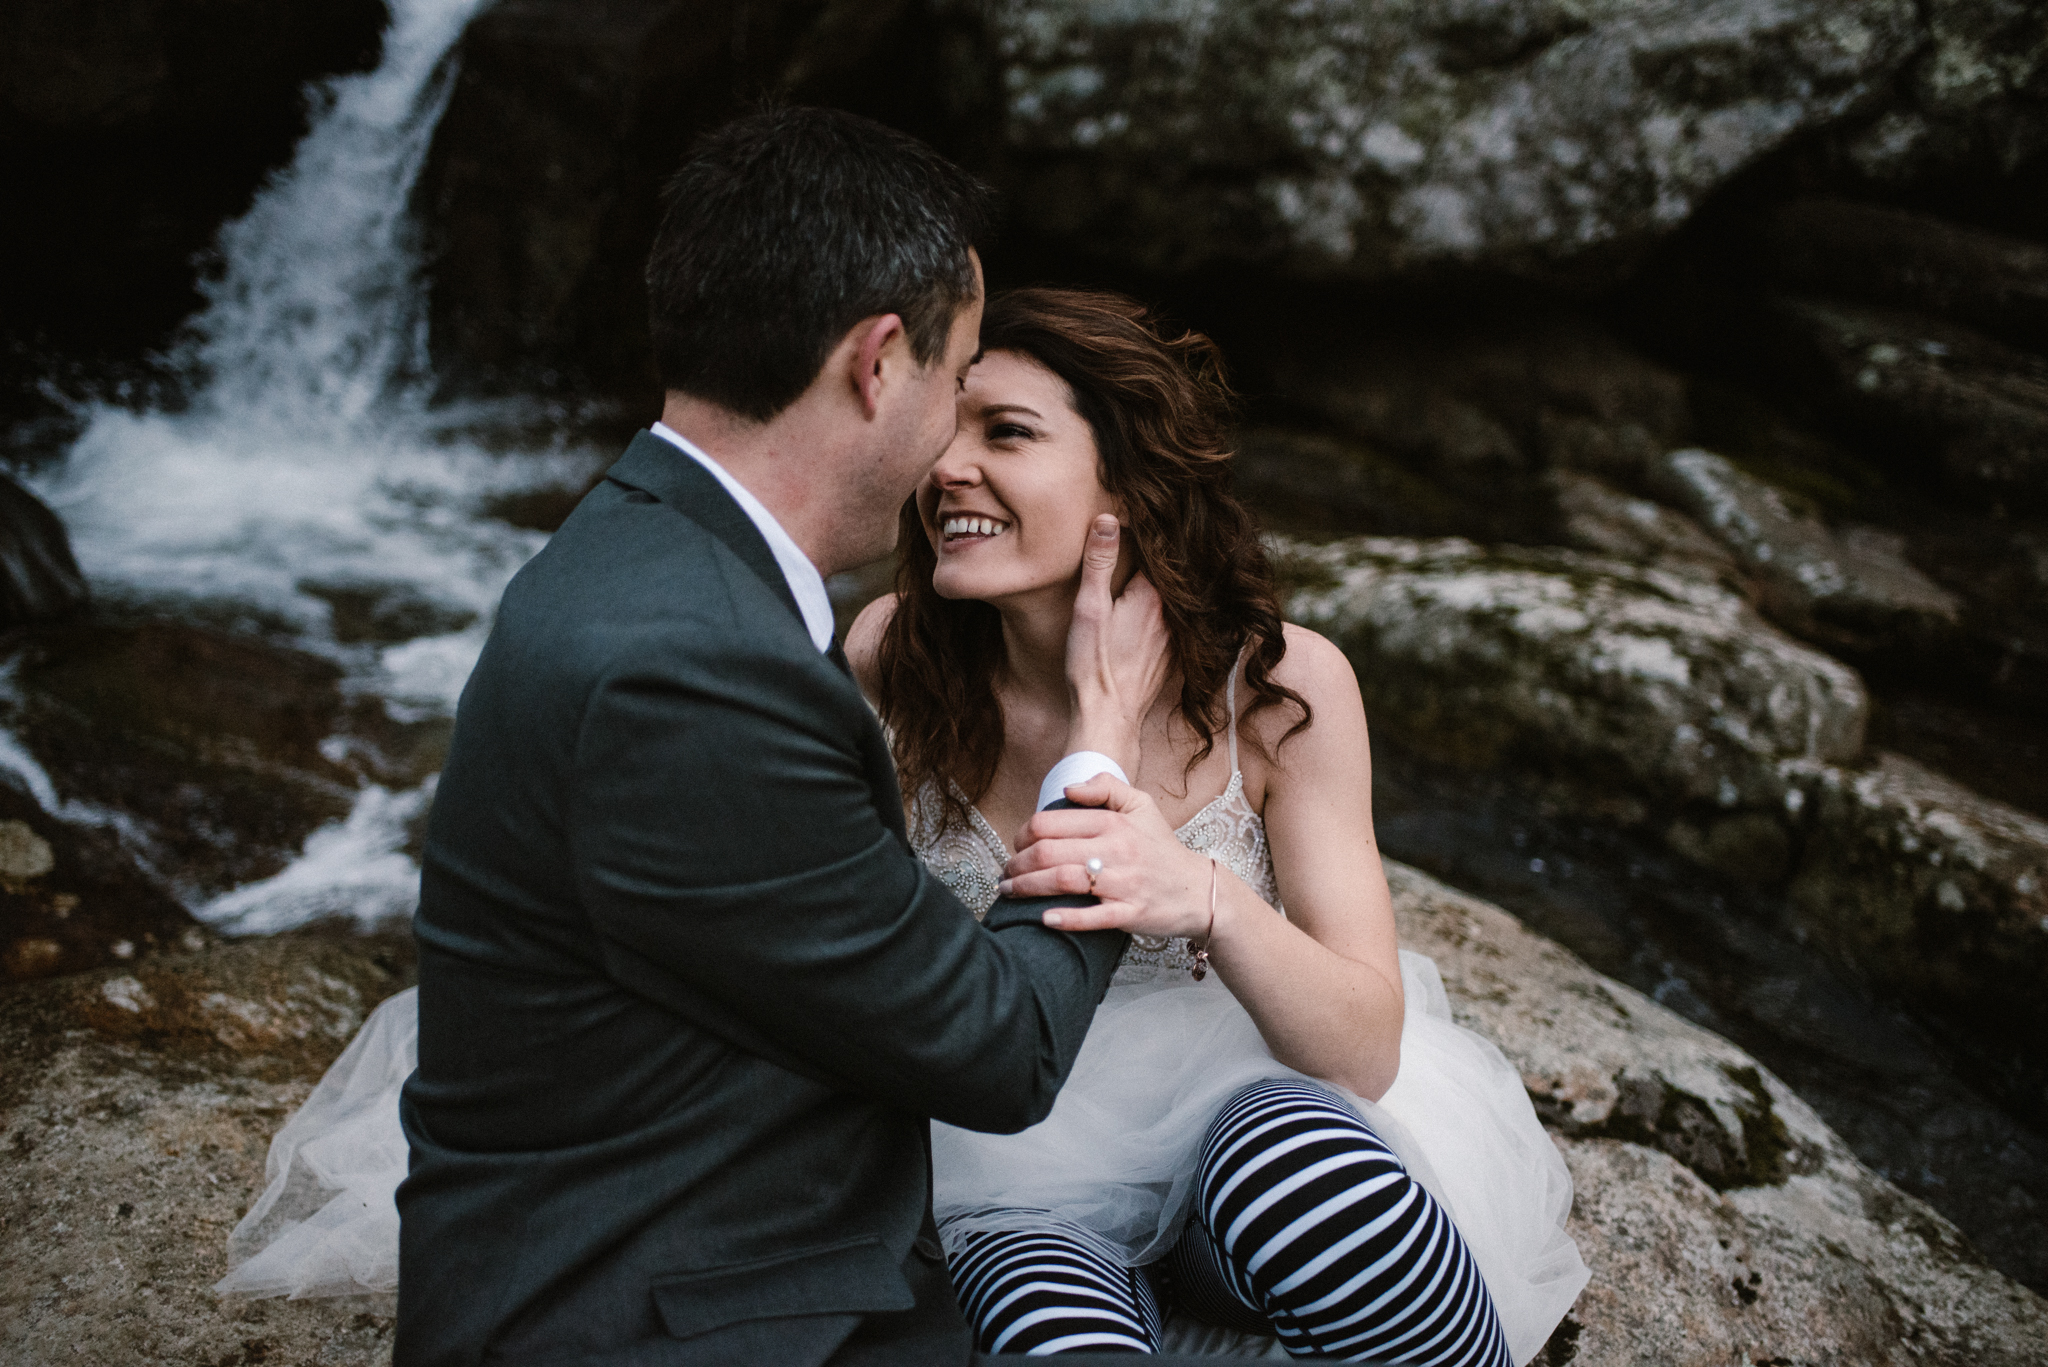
[393,109,1175,1366]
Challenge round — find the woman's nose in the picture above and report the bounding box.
[929,442,983,488]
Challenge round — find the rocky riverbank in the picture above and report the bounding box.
[4,0,2046,1355]
[4,872,2043,1366]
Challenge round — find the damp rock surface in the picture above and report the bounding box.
[1389,862,2048,1367]
[1647,447,1962,657]
[1782,750,2048,1048]
[1276,534,1870,809]
[0,931,414,1366]
[0,618,448,907]
[1550,469,1740,586]
[7,877,2043,1365]
[1765,295,2048,509]
[964,0,1926,281]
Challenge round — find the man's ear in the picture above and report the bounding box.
[851,313,907,419]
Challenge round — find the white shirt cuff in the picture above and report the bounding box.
[1036,752,1129,811]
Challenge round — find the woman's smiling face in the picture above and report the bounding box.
[920,349,1120,605]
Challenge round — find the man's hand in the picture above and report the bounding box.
[1061,515,1171,778]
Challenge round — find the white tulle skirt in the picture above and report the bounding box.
[932,952,1588,1366]
[219,954,1587,1363]
[216,985,415,1299]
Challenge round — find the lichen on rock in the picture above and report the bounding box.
[964,0,1924,280]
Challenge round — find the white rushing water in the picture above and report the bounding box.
[33,0,590,709]
[20,0,601,933]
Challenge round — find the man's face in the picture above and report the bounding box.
[845,251,985,568]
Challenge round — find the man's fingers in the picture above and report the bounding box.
[1064,773,1147,812]
[1013,806,1114,852]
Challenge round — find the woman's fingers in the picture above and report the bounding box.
[1002,835,1124,879]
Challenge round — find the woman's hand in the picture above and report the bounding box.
[998,773,1215,940]
[1061,516,1172,778]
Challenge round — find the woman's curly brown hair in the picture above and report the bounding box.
[876,286,1310,821]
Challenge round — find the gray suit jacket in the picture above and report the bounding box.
[395,431,1127,1367]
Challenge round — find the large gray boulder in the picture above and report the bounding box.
[963,0,1924,281]
[1390,862,2048,1367]
[1276,535,1869,814]
[1646,447,1962,657]
[1781,751,2048,1051]
[1279,533,2048,1077]
[1763,296,2048,510]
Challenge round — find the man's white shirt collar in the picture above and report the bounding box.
[650,422,835,653]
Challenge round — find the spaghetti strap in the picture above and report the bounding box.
[1225,646,1242,774]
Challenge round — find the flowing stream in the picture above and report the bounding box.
[18,0,599,933]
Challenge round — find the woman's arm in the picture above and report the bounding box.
[1000,626,1405,1100]
[1216,626,1404,1098]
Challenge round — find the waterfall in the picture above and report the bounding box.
[22,0,603,934]
[32,0,592,713]
[182,0,480,427]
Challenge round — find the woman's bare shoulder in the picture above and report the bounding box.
[1271,624,1363,709]
[1242,624,1367,750]
[845,592,899,695]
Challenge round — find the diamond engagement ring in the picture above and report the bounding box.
[1085,857,1104,894]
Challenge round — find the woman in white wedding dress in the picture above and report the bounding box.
[218,287,1586,1363]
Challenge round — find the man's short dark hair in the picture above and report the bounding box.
[645,107,995,422]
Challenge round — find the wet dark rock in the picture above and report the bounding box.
[0,931,413,1362]
[1782,751,2048,1062]
[0,780,200,985]
[1269,317,1690,542]
[1868,681,2048,820]
[1392,863,2048,1365]
[1231,427,1470,538]
[1550,470,1738,585]
[1646,447,1963,658]
[297,580,476,646]
[1764,296,2048,510]
[1370,740,2048,1292]
[1761,198,2048,351]
[418,0,938,397]
[0,0,390,385]
[960,0,1922,283]
[0,474,87,628]
[0,621,441,902]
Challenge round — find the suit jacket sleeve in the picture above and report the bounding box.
[567,627,1124,1135]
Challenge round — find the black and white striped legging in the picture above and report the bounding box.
[948,1080,1513,1363]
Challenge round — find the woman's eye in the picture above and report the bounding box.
[989,423,1033,441]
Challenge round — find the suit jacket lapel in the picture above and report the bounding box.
[604,429,805,629]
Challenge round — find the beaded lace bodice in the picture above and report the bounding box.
[908,662,1279,983]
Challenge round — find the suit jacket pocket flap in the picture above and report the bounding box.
[652,1236,915,1340]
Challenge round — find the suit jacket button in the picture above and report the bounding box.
[914,1232,945,1262]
